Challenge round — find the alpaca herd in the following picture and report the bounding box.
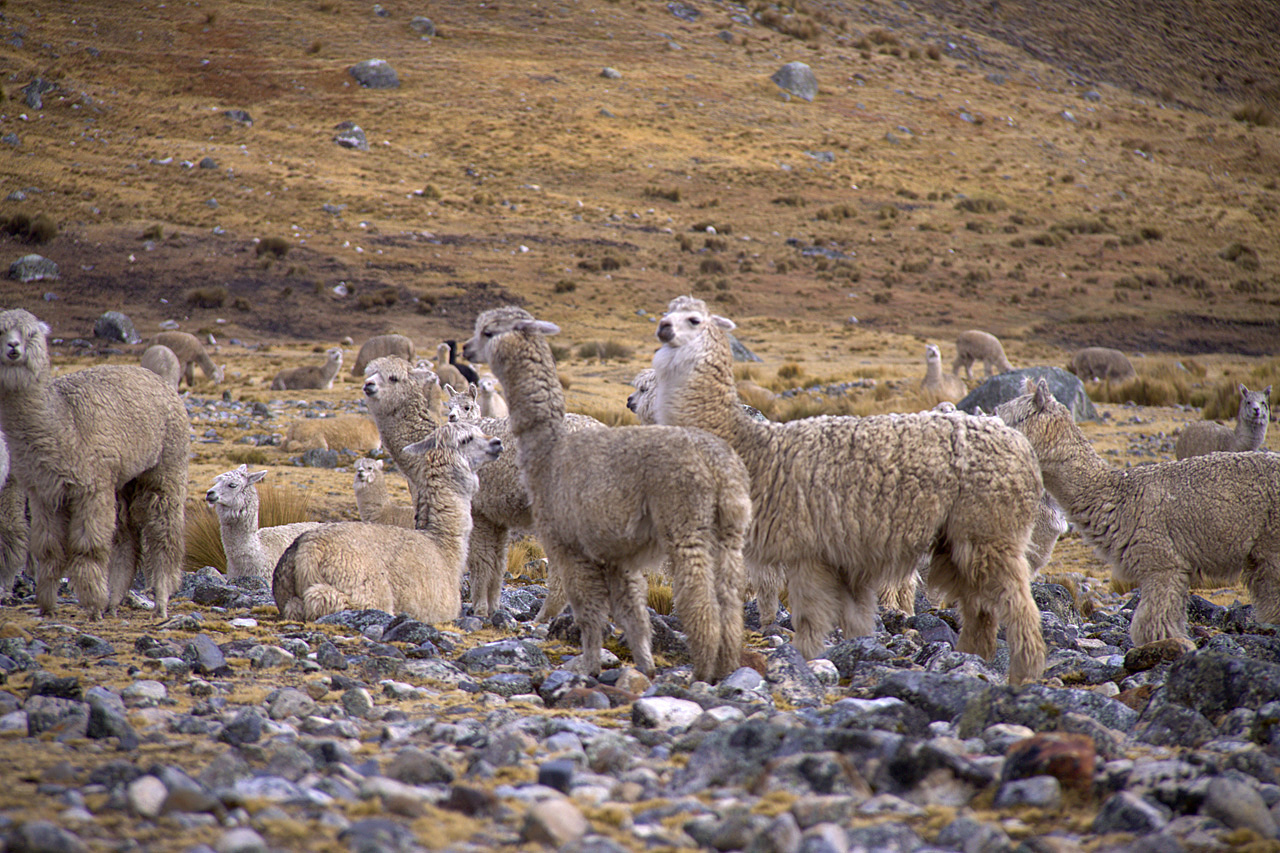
[1,300,1276,688]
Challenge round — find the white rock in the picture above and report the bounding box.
[632,696,704,730]
[127,775,168,819]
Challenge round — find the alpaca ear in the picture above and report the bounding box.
[37,321,51,336]
[1022,377,1037,395]
[1239,383,1248,396]
[236,464,249,475]
[710,314,736,331]
[1033,379,1053,410]
[404,435,437,455]
[444,383,457,396]
[514,319,561,336]
[1264,385,1273,399]
[374,459,384,470]
[469,384,479,400]
[247,469,268,485]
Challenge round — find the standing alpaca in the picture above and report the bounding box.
[0,309,188,619]
[352,458,414,528]
[651,297,1046,684]
[0,428,32,594]
[921,344,967,403]
[1175,383,1271,459]
[999,379,1280,645]
[952,330,1014,380]
[272,347,343,391]
[465,306,751,683]
[444,339,481,385]
[352,333,416,377]
[273,422,502,622]
[150,331,224,387]
[1070,347,1137,383]
[205,466,323,582]
[140,344,182,392]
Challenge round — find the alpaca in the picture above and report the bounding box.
[477,377,509,419]
[465,306,751,683]
[952,330,1014,381]
[140,344,182,392]
[362,353,603,619]
[921,344,967,403]
[0,428,32,594]
[999,378,1280,646]
[444,339,481,385]
[446,384,481,423]
[1070,347,1137,383]
[272,347,343,391]
[205,466,323,582]
[272,422,502,622]
[652,297,1046,684]
[1175,383,1271,459]
[150,331,224,387]
[283,414,382,453]
[434,342,471,392]
[0,309,188,619]
[352,334,416,377]
[352,458,414,528]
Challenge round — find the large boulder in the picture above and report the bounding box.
[349,59,400,89]
[959,366,1097,422]
[9,254,58,282]
[93,311,141,344]
[770,62,817,102]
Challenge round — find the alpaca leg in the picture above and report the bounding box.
[667,537,723,683]
[610,568,654,678]
[27,497,69,615]
[0,482,28,595]
[751,559,782,628]
[838,580,879,638]
[136,485,185,621]
[956,597,999,661]
[535,555,568,623]
[302,583,354,621]
[106,513,139,617]
[786,561,844,660]
[1245,556,1280,626]
[466,518,507,618]
[562,554,610,677]
[879,570,918,615]
[1130,564,1191,646]
[713,545,747,681]
[64,491,116,619]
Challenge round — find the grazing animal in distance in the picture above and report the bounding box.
[150,330,224,387]
[352,334,416,377]
[272,347,343,391]
[1070,347,1137,383]
[953,330,1014,380]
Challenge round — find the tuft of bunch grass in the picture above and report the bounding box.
[506,536,547,578]
[647,575,673,615]
[570,402,638,427]
[183,484,314,573]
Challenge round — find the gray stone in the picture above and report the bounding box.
[993,775,1062,809]
[214,828,268,853]
[386,747,455,785]
[92,311,141,344]
[632,696,703,730]
[957,683,1137,737]
[522,797,588,846]
[1161,650,1280,719]
[935,815,1013,853]
[601,67,621,79]
[872,670,992,723]
[220,708,264,746]
[766,644,825,707]
[10,254,59,283]
[341,687,375,718]
[86,687,138,747]
[22,78,57,110]
[747,811,802,853]
[1092,790,1172,834]
[121,680,167,707]
[127,775,168,819]
[458,639,550,672]
[247,645,295,669]
[481,672,534,697]
[268,688,316,721]
[350,59,400,89]
[770,62,818,102]
[223,109,253,125]
[333,122,369,152]
[970,366,1098,422]
[409,17,436,37]
[5,820,89,853]
[729,332,763,362]
[338,818,418,853]
[25,695,88,738]
[1201,775,1278,838]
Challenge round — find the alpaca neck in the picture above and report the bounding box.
[354,478,388,522]
[924,358,943,384]
[413,461,474,569]
[492,334,565,481]
[1036,427,1111,520]
[0,369,71,473]
[218,495,268,575]
[1234,412,1268,450]
[655,326,742,440]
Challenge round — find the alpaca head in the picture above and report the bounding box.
[925,344,943,366]
[463,306,557,366]
[363,356,417,412]
[206,464,267,522]
[0,308,52,390]
[1238,384,1272,428]
[445,383,479,423]
[326,347,344,366]
[626,368,658,423]
[996,378,1074,464]
[655,295,735,349]
[402,422,502,493]
[353,457,384,487]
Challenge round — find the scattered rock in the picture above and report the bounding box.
[349,59,400,89]
[770,61,818,102]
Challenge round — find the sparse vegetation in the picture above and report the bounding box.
[1,212,58,243]
[185,286,227,309]
[257,236,291,258]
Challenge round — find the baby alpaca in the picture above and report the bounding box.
[921,344,967,403]
[444,339,481,385]
[273,422,502,622]
[653,298,1046,684]
[1070,347,1137,383]
[205,466,323,583]
[150,331,224,387]
[352,334,416,377]
[1175,383,1271,459]
[0,309,189,619]
[140,344,182,392]
[446,384,481,423]
[352,458,414,528]
[477,376,509,418]
[953,330,1014,380]
[999,379,1280,645]
[465,306,751,683]
[272,347,343,391]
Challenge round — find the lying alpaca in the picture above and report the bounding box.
[205,466,323,582]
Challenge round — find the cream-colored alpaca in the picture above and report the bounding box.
[921,344,967,403]
[352,458,414,528]
[272,422,502,622]
[952,330,1013,380]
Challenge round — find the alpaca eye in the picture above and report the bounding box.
[688,317,701,326]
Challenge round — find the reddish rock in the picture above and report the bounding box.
[1114,683,1157,713]
[1124,637,1197,673]
[1002,732,1096,795]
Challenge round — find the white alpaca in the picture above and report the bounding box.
[272,347,343,391]
[921,344,967,403]
[477,377,509,419]
[205,466,322,582]
[140,345,182,392]
[1175,383,1271,459]
[150,331,224,387]
[952,330,1014,380]
[352,458,414,528]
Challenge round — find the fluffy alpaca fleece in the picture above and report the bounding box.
[272,422,502,622]
[140,344,182,392]
[652,297,1046,684]
[434,342,471,392]
[204,466,323,582]
[921,344,967,404]
[283,414,381,453]
[352,458,414,528]
[0,429,31,594]
[1175,383,1271,459]
[0,309,189,619]
[362,353,602,619]
[998,378,1280,645]
[465,306,751,683]
[150,331,224,387]
[445,384,480,423]
[952,329,1014,380]
[352,333,416,377]
[272,347,343,391]
[1070,347,1137,383]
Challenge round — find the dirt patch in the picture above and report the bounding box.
[1034,314,1280,356]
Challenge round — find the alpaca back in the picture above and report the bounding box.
[954,330,1013,376]
[1071,347,1136,383]
[140,345,182,391]
[152,331,221,385]
[353,334,415,377]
